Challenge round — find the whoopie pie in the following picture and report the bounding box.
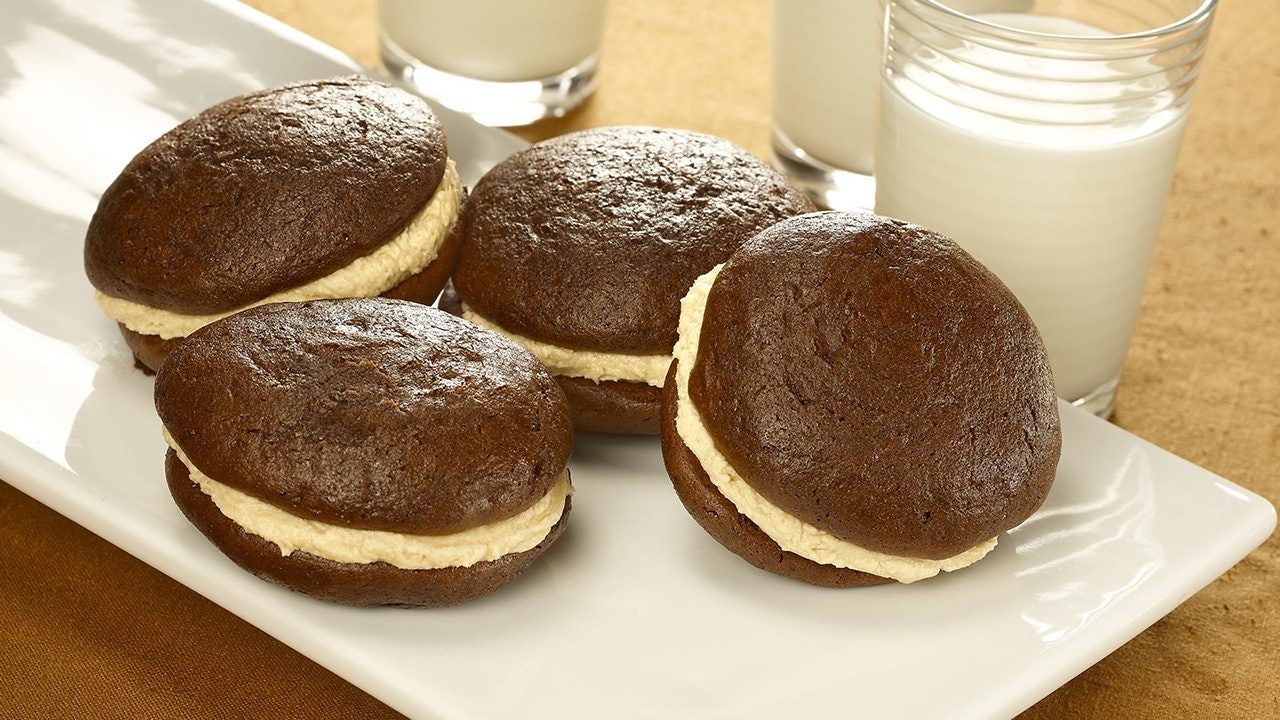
[440,126,815,434]
[85,75,464,373]
[155,298,572,607]
[662,211,1061,587]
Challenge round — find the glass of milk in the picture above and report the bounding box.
[380,0,609,127]
[875,0,1217,418]
[771,0,1032,209]
[772,0,882,210]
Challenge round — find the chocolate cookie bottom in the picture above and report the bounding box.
[556,376,661,435]
[120,326,181,376]
[660,363,890,588]
[121,226,463,374]
[166,450,570,607]
[441,283,662,435]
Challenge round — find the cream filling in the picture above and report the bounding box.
[97,160,463,340]
[163,427,570,570]
[461,304,671,387]
[673,265,997,584]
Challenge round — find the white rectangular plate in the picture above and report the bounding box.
[0,1,1273,718]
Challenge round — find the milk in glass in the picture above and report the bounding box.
[380,0,608,82]
[876,13,1191,405]
[772,0,882,174]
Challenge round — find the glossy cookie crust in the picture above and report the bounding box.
[85,75,448,314]
[155,298,572,535]
[689,212,1061,560]
[452,126,815,355]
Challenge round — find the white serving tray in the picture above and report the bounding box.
[0,1,1273,718]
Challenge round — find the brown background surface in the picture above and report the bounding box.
[1,0,1276,718]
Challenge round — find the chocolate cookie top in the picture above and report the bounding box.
[155,298,571,536]
[85,76,448,314]
[453,126,815,354]
[689,212,1061,559]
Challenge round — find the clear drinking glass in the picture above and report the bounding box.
[379,0,609,127]
[874,0,1217,418]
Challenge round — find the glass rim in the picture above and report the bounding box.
[911,0,1217,44]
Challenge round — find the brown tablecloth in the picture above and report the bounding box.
[2,0,1276,717]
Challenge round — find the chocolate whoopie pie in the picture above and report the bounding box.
[440,126,815,434]
[155,298,573,607]
[662,211,1061,587]
[85,75,464,374]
